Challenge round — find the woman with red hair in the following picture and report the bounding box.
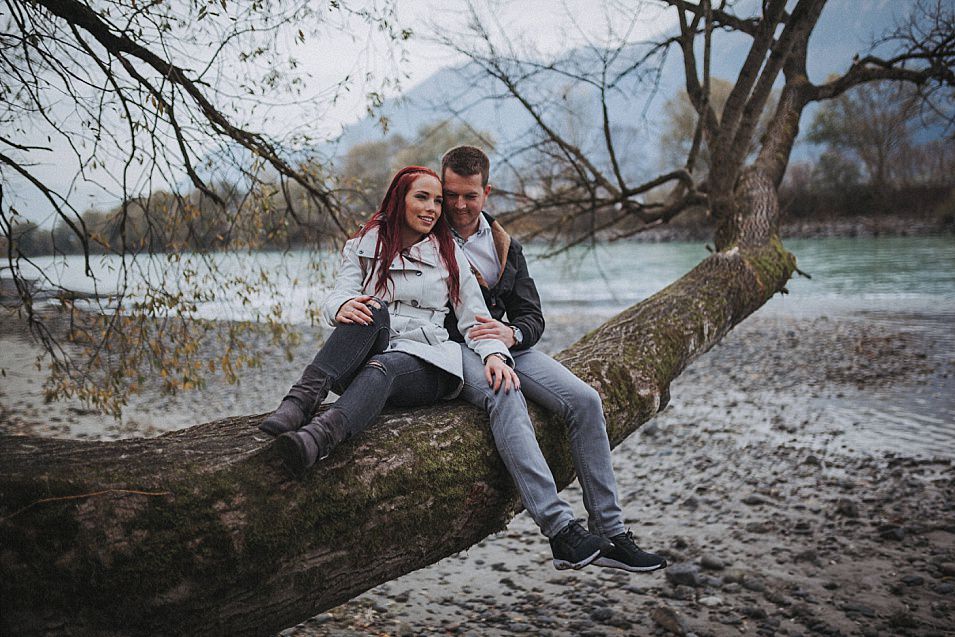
[260,166,517,477]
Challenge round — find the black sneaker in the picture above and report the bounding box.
[549,520,614,570]
[593,530,667,572]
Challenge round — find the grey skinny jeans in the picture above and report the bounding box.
[458,344,625,539]
[288,299,456,441]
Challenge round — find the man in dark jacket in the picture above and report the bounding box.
[442,145,667,573]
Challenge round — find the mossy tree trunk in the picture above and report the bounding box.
[0,199,794,635]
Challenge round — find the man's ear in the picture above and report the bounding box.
[484,185,492,197]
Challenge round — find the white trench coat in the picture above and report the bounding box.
[321,227,511,398]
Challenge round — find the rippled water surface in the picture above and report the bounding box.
[19,235,955,456]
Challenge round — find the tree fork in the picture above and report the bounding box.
[0,231,794,637]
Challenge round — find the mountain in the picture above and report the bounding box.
[330,1,907,179]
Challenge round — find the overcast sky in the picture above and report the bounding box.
[5,0,677,227]
[7,0,903,228]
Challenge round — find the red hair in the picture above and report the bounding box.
[357,166,462,305]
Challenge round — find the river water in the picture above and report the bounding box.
[12,236,955,456]
[16,236,955,323]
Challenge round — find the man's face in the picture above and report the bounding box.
[442,168,490,236]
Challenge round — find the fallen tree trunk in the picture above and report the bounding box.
[0,237,794,636]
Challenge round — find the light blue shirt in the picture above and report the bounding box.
[451,213,501,284]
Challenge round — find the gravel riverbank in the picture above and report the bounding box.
[1,307,953,636]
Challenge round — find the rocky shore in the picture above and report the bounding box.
[1,305,953,636]
[277,314,954,637]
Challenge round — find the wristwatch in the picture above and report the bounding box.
[510,325,524,346]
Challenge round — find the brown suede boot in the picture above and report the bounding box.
[258,397,309,436]
[273,409,349,479]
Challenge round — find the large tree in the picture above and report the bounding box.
[1,1,952,635]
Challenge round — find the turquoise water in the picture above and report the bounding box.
[11,235,955,456]
[14,235,955,324]
[527,235,955,319]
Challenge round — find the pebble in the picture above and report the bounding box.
[901,574,924,586]
[666,562,704,587]
[700,554,725,570]
[651,605,688,636]
[834,498,859,517]
[841,602,876,617]
[938,563,955,577]
[745,521,771,534]
[743,578,767,592]
[877,524,906,541]
[699,595,723,607]
[741,605,768,619]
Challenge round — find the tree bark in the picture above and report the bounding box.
[0,218,795,637]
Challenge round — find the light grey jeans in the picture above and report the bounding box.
[458,344,626,539]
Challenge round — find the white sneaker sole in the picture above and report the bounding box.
[553,549,603,570]
[592,556,667,572]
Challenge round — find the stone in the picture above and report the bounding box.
[590,607,614,622]
[308,614,334,625]
[878,524,906,541]
[743,578,767,592]
[745,521,771,534]
[834,498,859,517]
[699,595,724,607]
[901,574,924,586]
[666,562,704,587]
[938,563,955,577]
[723,569,746,584]
[841,602,876,618]
[651,605,688,636]
[700,554,725,571]
[741,606,768,619]
[742,494,770,505]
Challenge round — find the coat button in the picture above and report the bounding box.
[416,271,422,276]
[411,300,419,307]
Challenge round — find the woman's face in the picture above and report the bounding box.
[402,174,443,238]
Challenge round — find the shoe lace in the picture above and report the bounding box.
[615,529,641,551]
[559,520,590,548]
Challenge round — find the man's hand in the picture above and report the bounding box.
[335,295,380,325]
[484,354,520,394]
[468,315,515,348]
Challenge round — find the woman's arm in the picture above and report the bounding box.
[321,240,371,327]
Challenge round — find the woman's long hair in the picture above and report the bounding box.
[357,166,461,305]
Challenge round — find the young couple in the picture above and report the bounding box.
[259,146,666,574]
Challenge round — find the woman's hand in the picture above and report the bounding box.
[484,354,520,394]
[335,295,380,325]
[468,315,516,348]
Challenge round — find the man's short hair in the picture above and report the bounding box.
[441,145,490,186]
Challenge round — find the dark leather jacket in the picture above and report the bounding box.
[445,213,545,350]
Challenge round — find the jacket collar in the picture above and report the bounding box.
[353,226,440,268]
[469,212,511,288]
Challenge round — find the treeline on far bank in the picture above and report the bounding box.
[4,179,952,259]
